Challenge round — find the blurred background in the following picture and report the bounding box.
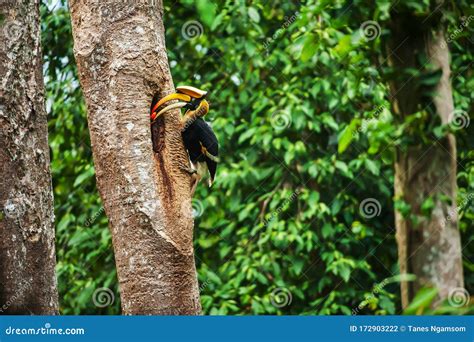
[41,0,473,314]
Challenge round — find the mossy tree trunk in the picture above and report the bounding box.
[387,8,464,308]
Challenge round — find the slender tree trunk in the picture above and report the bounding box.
[69,0,201,314]
[0,0,59,314]
[387,10,464,308]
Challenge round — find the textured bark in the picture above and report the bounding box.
[0,0,59,314]
[69,0,201,314]
[387,12,464,308]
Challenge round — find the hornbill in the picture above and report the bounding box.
[150,86,218,194]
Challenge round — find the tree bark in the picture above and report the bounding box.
[69,0,201,314]
[387,11,464,308]
[0,0,59,314]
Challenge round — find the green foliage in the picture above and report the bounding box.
[404,287,474,315]
[404,287,439,315]
[42,0,473,315]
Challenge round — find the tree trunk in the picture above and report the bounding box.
[69,0,201,314]
[387,11,464,308]
[0,0,59,314]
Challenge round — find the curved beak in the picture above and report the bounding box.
[151,102,188,122]
[151,93,191,115]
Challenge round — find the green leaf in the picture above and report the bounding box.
[322,223,333,239]
[247,7,260,23]
[197,0,217,27]
[211,13,224,31]
[338,118,360,153]
[404,287,438,315]
[364,159,379,176]
[301,34,318,62]
[339,264,351,282]
[331,198,342,215]
[419,69,442,86]
[73,166,94,187]
[338,126,353,154]
[421,197,435,216]
[334,35,353,57]
[292,259,305,275]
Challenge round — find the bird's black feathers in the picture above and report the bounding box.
[182,118,218,182]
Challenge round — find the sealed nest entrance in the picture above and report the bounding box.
[151,115,165,153]
[150,116,174,200]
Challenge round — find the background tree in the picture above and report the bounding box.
[0,0,58,314]
[386,2,464,308]
[68,0,201,314]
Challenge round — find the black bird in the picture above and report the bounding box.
[150,86,218,193]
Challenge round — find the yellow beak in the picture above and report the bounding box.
[151,102,188,122]
[151,93,191,115]
[176,85,207,99]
